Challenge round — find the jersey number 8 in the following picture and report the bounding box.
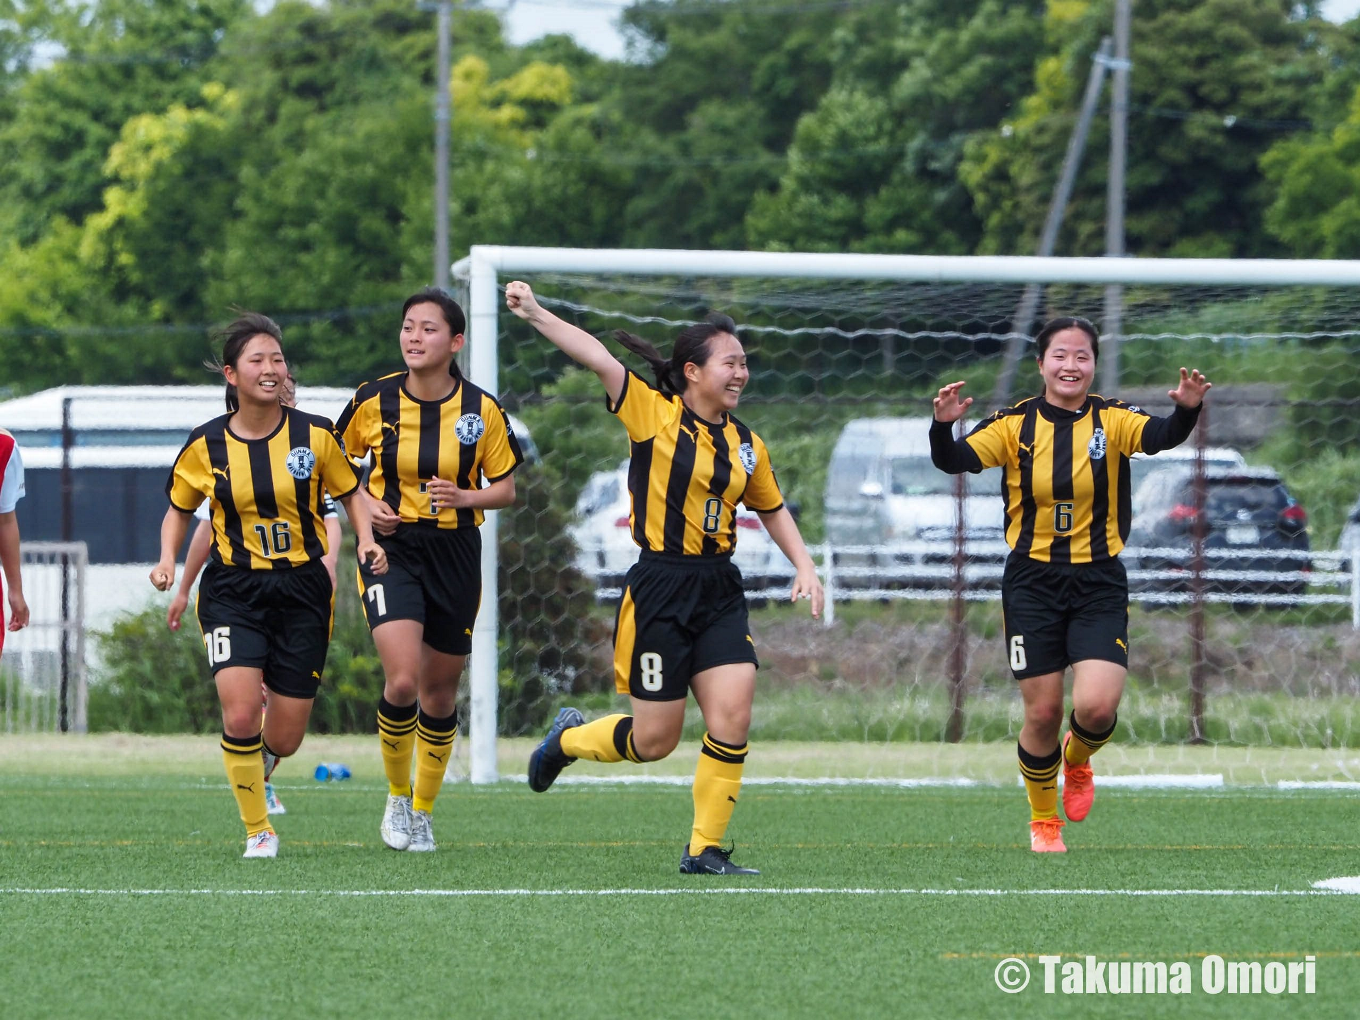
[639,651,664,692]
[702,497,722,535]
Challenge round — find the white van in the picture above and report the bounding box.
[823,417,1006,587]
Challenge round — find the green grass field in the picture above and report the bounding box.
[3,736,1359,1019]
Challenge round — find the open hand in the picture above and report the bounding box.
[1168,367,1211,408]
[933,381,973,423]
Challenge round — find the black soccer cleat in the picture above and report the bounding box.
[527,706,585,792]
[679,844,760,875]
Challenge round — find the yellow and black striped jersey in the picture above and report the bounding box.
[931,395,1200,563]
[335,372,523,529]
[166,406,359,570]
[610,370,784,556]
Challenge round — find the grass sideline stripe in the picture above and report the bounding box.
[1,886,1356,898]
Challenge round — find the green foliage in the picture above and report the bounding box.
[1277,448,1360,548]
[88,605,218,732]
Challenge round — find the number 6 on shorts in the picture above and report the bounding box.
[639,651,664,692]
[1009,635,1027,672]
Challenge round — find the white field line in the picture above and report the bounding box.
[0,886,1356,898]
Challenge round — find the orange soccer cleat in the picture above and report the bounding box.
[1062,733,1095,822]
[1030,817,1067,853]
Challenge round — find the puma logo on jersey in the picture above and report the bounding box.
[212,466,230,482]
[464,628,473,637]
[381,420,400,438]
[745,635,754,645]
[311,671,322,680]
[1017,442,1034,459]
[1116,638,1128,653]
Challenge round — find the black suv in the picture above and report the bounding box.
[1125,466,1310,600]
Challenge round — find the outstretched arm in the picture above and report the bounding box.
[930,381,985,474]
[506,281,627,405]
[1140,368,1211,454]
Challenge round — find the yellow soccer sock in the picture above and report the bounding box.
[689,733,747,854]
[560,714,642,763]
[412,708,457,814]
[377,697,418,796]
[1064,711,1117,767]
[1018,741,1062,822]
[221,731,270,837]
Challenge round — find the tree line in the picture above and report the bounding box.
[2,0,1360,389]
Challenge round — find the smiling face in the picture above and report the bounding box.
[400,301,464,373]
[1037,327,1096,407]
[223,334,287,407]
[683,331,748,413]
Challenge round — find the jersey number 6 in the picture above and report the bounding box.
[1053,502,1075,534]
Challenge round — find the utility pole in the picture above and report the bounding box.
[993,37,1113,409]
[1103,0,1131,394]
[420,0,453,290]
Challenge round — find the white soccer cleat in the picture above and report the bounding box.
[264,782,286,816]
[380,793,413,851]
[243,830,279,858]
[407,809,436,852]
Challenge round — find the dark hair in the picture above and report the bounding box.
[613,312,740,397]
[403,287,466,380]
[205,312,284,412]
[1035,315,1099,362]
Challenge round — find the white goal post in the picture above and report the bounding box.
[454,246,1360,784]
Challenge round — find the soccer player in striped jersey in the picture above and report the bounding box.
[336,288,523,853]
[507,280,823,876]
[0,428,29,654]
[930,316,1210,852]
[167,369,341,815]
[150,313,387,858]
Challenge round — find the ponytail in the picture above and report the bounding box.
[614,330,679,395]
[613,313,739,397]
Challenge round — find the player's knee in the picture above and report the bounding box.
[1025,701,1064,738]
[383,676,418,704]
[707,706,751,745]
[1076,704,1117,733]
[631,726,681,762]
[266,732,304,757]
[222,707,261,738]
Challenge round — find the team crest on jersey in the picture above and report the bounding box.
[285,446,316,480]
[1127,405,1142,414]
[738,442,757,474]
[455,413,485,445]
[1088,428,1107,461]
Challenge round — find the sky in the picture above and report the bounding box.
[496,0,1360,61]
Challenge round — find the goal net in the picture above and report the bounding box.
[456,248,1360,786]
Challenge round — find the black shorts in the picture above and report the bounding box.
[1000,554,1129,680]
[357,523,481,656]
[196,560,335,699]
[613,551,759,702]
